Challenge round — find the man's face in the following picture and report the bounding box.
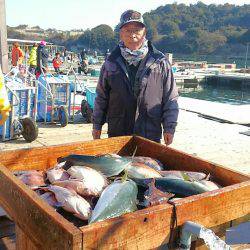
[120,22,146,50]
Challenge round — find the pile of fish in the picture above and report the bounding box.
[13,154,221,225]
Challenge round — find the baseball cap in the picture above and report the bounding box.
[119,10,145,29]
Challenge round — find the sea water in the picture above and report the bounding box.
[179,85,250,105]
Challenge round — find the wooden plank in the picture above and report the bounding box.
[79,182,249,249]
[134,136,249,186]
[80,204,174,250]
[16,225,38,250]
[0,136,133,171]
[0,166,82,250]
[173,181,250,228]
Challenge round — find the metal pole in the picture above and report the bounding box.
[244,42,249,70]
[0,0,8,73]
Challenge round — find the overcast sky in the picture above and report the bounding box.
[5,0,249,30]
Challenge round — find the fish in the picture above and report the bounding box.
[199,180,221,191]
[89,179,138,223]
[65,166,107,196]
[141,179,174,207]
[46,163,70,183]
[16,171,46,188]
[58,154,131,177]
[40,191,59,207]
[132,177,216,197]
[126,162,162,179]
[159,171,208,181]
[47,185,91,220]
[127,156,164,171]
[13,170,42,176]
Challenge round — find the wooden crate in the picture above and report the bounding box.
[0,136,249,249]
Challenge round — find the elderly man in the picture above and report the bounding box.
[92,10,179,145]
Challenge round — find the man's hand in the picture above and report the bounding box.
[163,132,174,146]
[92,129,101,139]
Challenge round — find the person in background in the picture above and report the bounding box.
[52,52,63,73]
[28,43,38,75]
[80,49,87,61]
[11,42,24,67]
[92,10,179,145]
[105,49,110,60]
[36,40,49,78]
[63,48,67,62]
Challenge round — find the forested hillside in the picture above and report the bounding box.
[8,3,250,55]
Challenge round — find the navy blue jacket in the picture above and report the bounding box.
[93,42,179,142]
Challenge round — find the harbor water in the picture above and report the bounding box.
[179,85,250,105]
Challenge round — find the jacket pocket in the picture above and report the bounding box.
[145,110,162,142]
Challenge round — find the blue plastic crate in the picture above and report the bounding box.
[85,86,97,110]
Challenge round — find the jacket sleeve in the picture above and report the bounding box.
[92,64,110,130]
[162,62,179,135]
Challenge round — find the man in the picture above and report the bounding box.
[11,42,24,67]
[92,10,179,145]
[36,40,49,77]
[52,52,63,73]
[28,43,38,75]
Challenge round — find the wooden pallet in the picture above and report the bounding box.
[0,136,249,249]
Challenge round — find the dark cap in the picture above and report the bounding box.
[119,10,145,29]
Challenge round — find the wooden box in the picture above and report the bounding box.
[0,136,249,249]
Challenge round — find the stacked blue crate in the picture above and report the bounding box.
[37,75,71,122]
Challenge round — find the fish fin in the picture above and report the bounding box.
[205,173,211,180]
[131,146,138,159]
[181,173,192,182]
[54,202,63,208]
[121,170,128,182]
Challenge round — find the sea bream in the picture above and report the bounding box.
[16,170,46,188]
[46,162,70,183]
[63,166,108,196]
[39,191,58,207]
[47,185,91,220]
[89,179,138,223]
[58,154,131,177]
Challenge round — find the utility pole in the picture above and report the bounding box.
[0,0,8,73]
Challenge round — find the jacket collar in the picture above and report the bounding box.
[108,41,164,63]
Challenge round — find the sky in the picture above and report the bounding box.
[5,0,249,31]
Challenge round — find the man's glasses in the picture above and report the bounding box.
[123,28,143,35]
